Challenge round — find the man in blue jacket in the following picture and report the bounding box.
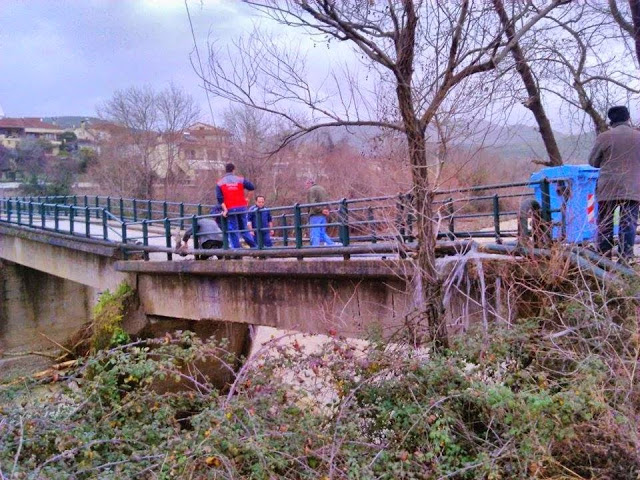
[248,195,274,247]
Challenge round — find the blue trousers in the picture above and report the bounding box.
[309,215,335,246]
[253,231,273,247]
[227,208,257,249]
[597,200,639,259]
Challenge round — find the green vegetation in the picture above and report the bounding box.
[0,281,638,478]
[90,283,134,351]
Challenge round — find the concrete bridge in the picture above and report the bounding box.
[0,220,502,363]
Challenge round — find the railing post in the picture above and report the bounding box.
[132,198,138,222]
[102,209,108,240]
[85,207,90,237]
[6,199,11,223]
[447,197,455,240]
[368,206,376,243]
[339,198,350,246]
[28,201,33,227]
[221,215,229,250]
[164,218,173,261]
[255,208,264,250]
[147,200,152,221]
[119,197,124,222]
[121,222,128,260]
[179,202,185,230]
[106,196,111,218]
[83,195,88,210]
[40,202,45,229]
[95,196,100,219]
[197,204,202,216]
[191,215,199,249]
[54,204,59,232]
[281,214,288,247]
[142,220,149,261]
[294,203,302,249]
[396,193,405,240]
[69,206,75,235]
[72,195,78,219]
[163,201,168,219]
[493,194,502,244]
[16,200,21,225]
[540,179,551,223]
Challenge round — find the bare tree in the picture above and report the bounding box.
[203,1,568,347]
[530,3,640,135]
[156,83,201,198]
[632,0,640,65]
[97,84,200,199]
[88,136,150,198]
[607,0,640,66]
[493,0,564,166]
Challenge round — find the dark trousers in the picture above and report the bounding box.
[196,240,223,260]
[597,200,639,259]
[253,231,273,247]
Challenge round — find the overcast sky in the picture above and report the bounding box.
[0,0,258,122]
[1,1,634,134]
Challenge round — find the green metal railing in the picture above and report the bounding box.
[0,180,558,260]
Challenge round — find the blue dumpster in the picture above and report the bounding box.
[529,165,599,243]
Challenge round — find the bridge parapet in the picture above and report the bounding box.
[1,182,544,258]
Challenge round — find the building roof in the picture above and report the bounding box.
[0,117,63,130]
[185,122,232,138]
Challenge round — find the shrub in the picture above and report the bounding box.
[0,292,638,478]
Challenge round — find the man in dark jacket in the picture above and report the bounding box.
[248,195,274,247]
[216,162,257,249]
[175,217,223,260]
[588,106,640,262]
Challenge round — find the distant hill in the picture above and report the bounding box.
[308,121,596,164]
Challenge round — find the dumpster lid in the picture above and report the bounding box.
[530,164,598,183]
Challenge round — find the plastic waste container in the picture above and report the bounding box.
[529,165,600,243]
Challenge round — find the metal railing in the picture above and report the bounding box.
[0,180,558,260]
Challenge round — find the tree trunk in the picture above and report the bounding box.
[493,0,563,166]
[397,81,448,347]
[408,128,447,348]
[393,1,448,348]
[631,0,640,67]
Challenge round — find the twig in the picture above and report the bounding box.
[1,350,59,360]
[38,332,74,356]
[10,416,24,478]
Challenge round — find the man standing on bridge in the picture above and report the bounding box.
[306,178,336,247]
[589,105,640,264]
[216,163,257,249]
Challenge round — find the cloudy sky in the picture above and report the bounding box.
[0,0,260,122]
[2,1,633,133]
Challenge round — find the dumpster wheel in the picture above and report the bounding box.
[517,198,550,248]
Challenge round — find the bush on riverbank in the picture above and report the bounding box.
[1,288,638,479]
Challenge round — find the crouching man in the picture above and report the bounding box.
[175,217,223,260]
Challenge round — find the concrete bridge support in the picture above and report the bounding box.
[0,260,96,353]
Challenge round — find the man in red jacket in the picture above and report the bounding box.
[216,163,257,249]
